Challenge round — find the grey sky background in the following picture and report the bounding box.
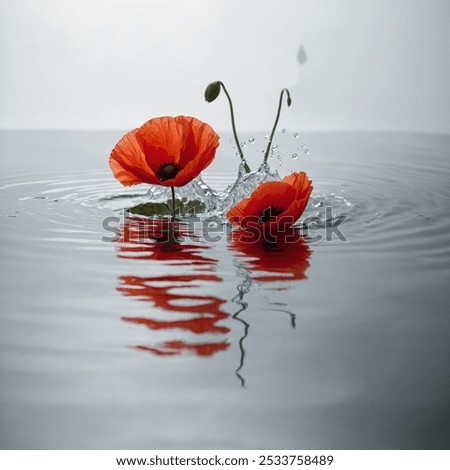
[1,0,449,133]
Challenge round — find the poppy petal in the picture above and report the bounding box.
[136,116,186,169]
[276,173,313,224]
[277,186,313,225]
[109,128,158,186]
[178,116,219,167]
[282,172,312,199]
[243,182,296,218]
[227,197,251,225]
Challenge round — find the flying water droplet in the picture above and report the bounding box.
[304,149,310,155]
[265,135,271,141]
[301,144,306,149]
[292,153,298,160]
[248,137,255,144]
[297,46,307,65]
[282,128,287,133]
[240,142,246,148]
[272,144,278,150]
[294,133,299,139]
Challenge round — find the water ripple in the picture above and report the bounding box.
[1,140,449,260]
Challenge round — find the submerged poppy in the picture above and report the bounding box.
[110,116,219,187]
[227,171,313,229]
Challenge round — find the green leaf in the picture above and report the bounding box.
[129,199,206,217]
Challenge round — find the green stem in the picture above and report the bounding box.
[170,186,176,221]
[218,81,251,173]
[263,88,291,164]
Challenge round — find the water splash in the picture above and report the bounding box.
[216,162,280,215]
[138,133,313,219]
[144,176,218,214]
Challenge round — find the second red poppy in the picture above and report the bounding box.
[227,172,313,230]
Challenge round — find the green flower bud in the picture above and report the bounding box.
[286,90,292,107]
[204,81,221,102]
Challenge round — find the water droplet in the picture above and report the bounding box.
[301,144,306,149]
[235,151,241,157]
[272,144,278,150]
[240,142,246,148]
[228,139,233,144]
[304,149,310,155]
[282,128,287,133]
[294,133,299,139]
[248,137,255,144]
[264,135,271,141]
[298,46,307,65]
[292,153,298,160]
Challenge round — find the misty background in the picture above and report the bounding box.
[1,0,449,133]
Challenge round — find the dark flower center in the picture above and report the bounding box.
[259,206,284,223]
[157,163,181,182]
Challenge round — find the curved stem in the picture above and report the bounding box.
[232,288,249,388]
[218,81,251,173]
[170,186,176,221]
[263,88,291,164]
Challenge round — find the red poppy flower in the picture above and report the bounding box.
[227,172,313,229]
[110,116,219,187]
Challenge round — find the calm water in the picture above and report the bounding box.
[1,131,449,450]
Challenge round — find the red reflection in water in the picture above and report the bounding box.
[117,217,217,267]
[230,228,311,282]
[116,217,229,357]
[135,341,229,357]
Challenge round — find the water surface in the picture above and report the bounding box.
[1,131,449,449]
